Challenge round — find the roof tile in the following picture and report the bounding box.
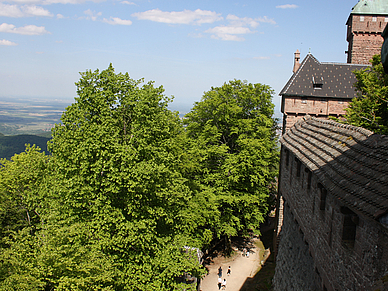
[281,115,388,219]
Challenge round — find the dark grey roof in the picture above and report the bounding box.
[280,54,368,99]
[281,115,388,220]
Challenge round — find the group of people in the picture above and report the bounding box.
[217,266,231,290]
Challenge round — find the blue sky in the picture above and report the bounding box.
[0,0,362,116]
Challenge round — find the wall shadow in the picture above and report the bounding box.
[238,216,276,291]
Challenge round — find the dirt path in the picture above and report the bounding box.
[200,238,264,291]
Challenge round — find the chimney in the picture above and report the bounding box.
[293,49,301,73]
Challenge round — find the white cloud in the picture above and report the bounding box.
[0,23,50,35]
[226,14,276,28]
[212,34,244,41]
[276,4,298,9]
[205,25,252,41]
[0,39,18,46]
[131,9,223,25]
[83,9,102,21]
[121,1,135,5]
[56,13,65,18]
[3,0,101,4]
[103,17,132,25]
[254,56,270,60]
[205,14,275,41]
[206,25,252,35]
[0,3,53,17]
[22,5,53,16]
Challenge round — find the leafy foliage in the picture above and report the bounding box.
[184,80,279,241]
[339,54,388,134]
[0,67,279,290]
[46,64,205,290]
[0,145,50,290]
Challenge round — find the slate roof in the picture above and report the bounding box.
[280,115,388,220]
[351,0,388,15]
[279,54,368,99]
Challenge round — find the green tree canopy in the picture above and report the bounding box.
[184,80,279,244]
[46,64,205,290]
[0,68,280,290]
[340,54,388,134]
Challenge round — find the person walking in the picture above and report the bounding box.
[217,277,222,290]
[218,266,222,278]
[221,278,227,290]
[227,266,231,276]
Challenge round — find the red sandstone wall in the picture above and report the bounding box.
[347,15,385,64]
[282,97,350,132]
[350,34,383,64]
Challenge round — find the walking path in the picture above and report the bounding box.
[200,238,264,291]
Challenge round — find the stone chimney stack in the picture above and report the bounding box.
[293,49,300,73]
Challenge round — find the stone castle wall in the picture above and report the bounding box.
[272,201,320,291]
[273,148,388,290]
[282,97,351,132]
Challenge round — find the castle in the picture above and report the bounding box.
[273,1,388,290]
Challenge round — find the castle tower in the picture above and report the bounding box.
[346,0,388,64]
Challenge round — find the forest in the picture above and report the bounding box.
[0,65,279,290]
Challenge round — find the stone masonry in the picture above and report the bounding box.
[347,14,386,64]
[273,116,388,291]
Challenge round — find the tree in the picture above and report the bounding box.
[0,145,50,290]
[47,64,205,290]
[184,80,279,249]
[339,54,388,134]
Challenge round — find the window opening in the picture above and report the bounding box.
[318,184,327,210]
[306,169,312,189]
[295,158,301,178]
[341,207,358,248]
[312,76,323,89]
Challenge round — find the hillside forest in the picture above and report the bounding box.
[0,64,279,290]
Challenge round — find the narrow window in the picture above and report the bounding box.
[341,207,358,248]
[307,170,312,189]
[360,16,364,22]
[285,149,290,167]
[385,17,388,22]
[318,184,327,210]
[372,16,377,22]
[295,158,301,178]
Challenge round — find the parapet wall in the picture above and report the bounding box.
[272,201,320,291]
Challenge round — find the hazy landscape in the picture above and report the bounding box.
[0,96,72,136]
[0,96,73,159]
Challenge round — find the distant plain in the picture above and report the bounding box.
[0,96,72,136]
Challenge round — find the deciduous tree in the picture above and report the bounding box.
[47,64,205,290]
[340,54,388,134]
[184,80,279,248]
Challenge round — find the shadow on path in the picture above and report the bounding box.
[200,217,276,291]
